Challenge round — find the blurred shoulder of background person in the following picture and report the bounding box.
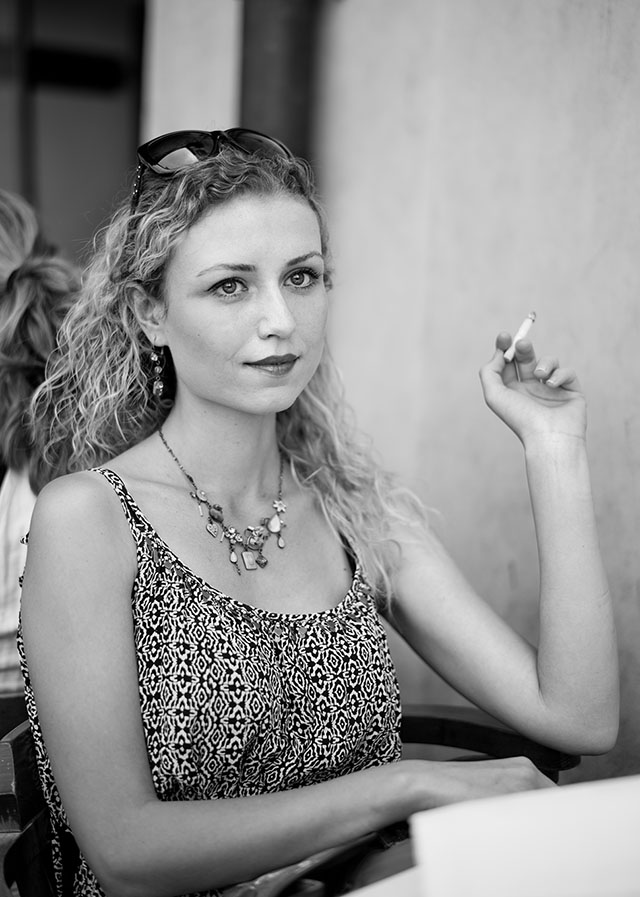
[0,187,80,700]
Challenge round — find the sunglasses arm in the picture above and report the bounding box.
[129,164,145,213]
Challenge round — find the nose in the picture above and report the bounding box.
[257,285,296,340]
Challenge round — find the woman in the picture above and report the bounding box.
[20,129,619,897]
[0,188,78,701]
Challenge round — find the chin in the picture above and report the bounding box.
[233,389,304,418]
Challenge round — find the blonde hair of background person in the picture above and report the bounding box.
[0,188,79,696]
[20,129,618,897]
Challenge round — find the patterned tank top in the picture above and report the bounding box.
[18,467,403,896]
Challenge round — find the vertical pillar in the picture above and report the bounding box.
[240,0,322,162]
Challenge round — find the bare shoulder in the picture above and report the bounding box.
[26,470,135,581]
[32,470,122,531]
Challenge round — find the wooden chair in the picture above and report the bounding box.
[0,708,580,896]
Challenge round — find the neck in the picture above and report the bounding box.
[158,405,282,507]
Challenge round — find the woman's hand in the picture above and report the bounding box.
[400,756,556,812]
[478,332,587,447]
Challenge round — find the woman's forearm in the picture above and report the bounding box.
[525,435,619,751]
[88,755,553,897]
[91,761,417,897]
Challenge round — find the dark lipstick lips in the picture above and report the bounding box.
[247,354,298,366]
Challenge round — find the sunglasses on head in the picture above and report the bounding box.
[129,127,293,212]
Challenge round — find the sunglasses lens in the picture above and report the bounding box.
[152,145,208,171]
[227,129,292,159]
[142,132,216,173]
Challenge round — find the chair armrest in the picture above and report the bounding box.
[400,703,580,781]
[0,833,20,897]
[0,721,44,832]
[3,810,55,896]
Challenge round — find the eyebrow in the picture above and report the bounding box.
[196,251,324,278]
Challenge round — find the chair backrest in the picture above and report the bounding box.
[0,693,27,738]
[0,720,55,897]
[400,703,581,783]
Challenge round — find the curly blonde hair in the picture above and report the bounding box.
[30,147,427,595]
[0,188,80,492]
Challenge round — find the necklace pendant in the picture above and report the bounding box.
[242,550,258,571]
[206,522,218,538]
[277,535,285,549]
[229,548,242,575]
[255,553,268,569]
[267,513,281,534]
[244,525,267,551]
[209,505,224,524]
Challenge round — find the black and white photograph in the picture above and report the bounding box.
[1,2,638,895]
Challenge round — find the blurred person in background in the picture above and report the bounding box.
[0,188,79,709]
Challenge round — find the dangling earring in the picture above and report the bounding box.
[150,345,165,398]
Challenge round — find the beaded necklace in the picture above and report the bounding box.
[158,427,286,575]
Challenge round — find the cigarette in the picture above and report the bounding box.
[503,311,536,362]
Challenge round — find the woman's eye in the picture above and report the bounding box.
[287,268,321,289]
[209,278,245,299]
